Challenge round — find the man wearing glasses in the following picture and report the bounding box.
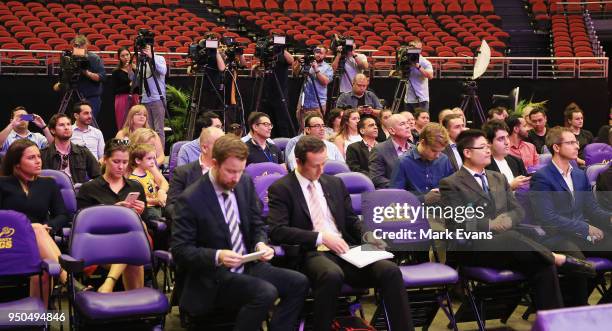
[41,114,100,184]
[286,113,344,170]
[300,46,334,117]
[246,112,284,166]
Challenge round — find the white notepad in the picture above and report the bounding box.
[338,245,394,269]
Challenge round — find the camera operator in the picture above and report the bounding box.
[220,36,248,126]
[62,35,106,119]
[194,33,227,112]
[138,44,167,149]
[331,37,368,95]
[295,46,334,131]
[403,38,433,112]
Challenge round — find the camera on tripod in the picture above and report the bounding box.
[254,35,286,68]
[330,34,354,56]
[135,28,155,53]
[396,45,421,73]
[221,37,244,59]
[188,37,219,69]
[58,49,89,87]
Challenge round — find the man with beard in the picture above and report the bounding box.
[41,114,100,184]
[300,46,334,117]
[70,101,105,160]
[506,115,539,169]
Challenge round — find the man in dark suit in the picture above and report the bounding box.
[441,113,466,171]
[267,135,414,331]
[368,113,413,188]
[171,135,309,331]
[482,120,531,190]
[346,116,378,175]
[166,127,224,218]
[440,130,593,311]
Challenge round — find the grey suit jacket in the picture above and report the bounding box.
[167,160,203,219]
[440,167,525,232]
[368,139,403,189]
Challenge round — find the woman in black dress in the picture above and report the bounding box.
[111,46,139,131]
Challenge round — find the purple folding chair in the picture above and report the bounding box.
[323,160,350,175]
[362,189,458,330]
[0,211,60,328]
[586,162,610,186]
[41,169,77,216]
[335,172,375,214]
[244,162,287,181]
[167,140,189,180]
[584,143,612,166]
[538,153,552,165]
[532,303,612,331]
[253,173,283,217]
[272,137,289,152]
[59,206,169,329]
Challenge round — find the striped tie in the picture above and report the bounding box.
[222,192,246,273]
[307,183,331,251]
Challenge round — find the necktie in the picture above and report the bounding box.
[222,192,246,273]
[473,173,489,193]
[307,183,331,251]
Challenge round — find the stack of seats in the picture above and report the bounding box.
[550,14,600,71]
[0,0,246,67]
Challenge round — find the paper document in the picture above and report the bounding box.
[338,245,394,269]
[241,250,265,263]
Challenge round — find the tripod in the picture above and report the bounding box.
[329,54,352,109]
[185,65,228,140]
[57,82,100,128]
[295,61,325,132]
[251,62,296,136]
[459,80,487,128]
[224,61,247,134]
[134,51,170,131]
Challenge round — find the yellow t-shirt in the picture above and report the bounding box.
[129,170,157,206]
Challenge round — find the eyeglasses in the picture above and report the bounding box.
[257,122,273,128]
[557,140,579,146]
[111,138,130,146]
[306,124,325,129]
[467,144,491,150]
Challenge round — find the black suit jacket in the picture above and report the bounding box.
[267,172,364,252]
[485,155,528,178]
[442,144,461,172]
[346,140,370,176]
[166,160,203,218]
[369,139,402,189]
[171,173,267,314]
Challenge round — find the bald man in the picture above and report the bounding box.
[336,73,383,116]
[369,114,414,188]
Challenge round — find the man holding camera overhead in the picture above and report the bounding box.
[70,35,106,119]
[403,38,434,112]
[331,36,369,95]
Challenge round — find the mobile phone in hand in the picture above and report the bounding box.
[125,192,140,204]
[20,114,34,122]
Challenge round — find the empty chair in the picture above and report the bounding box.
[323,160,350,175]
[245,161,288,180]
[334,172,374,214]
[167,140,189,180]
[532,304,612,331]
[586,163,610,186]
[584,143,612,166]
[254,173,283,217]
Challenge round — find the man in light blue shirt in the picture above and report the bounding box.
[286,113,344,170]
[403,38,434,112]
[0,106,52,153]
[176,112,223,167]
[139,45,167,148]
[70,101,105,159]
[301,46,333,115]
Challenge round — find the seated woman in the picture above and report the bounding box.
[76,139,146,293]
[0,139,68,305]
[116,105,165,165]
[331,108,361,158]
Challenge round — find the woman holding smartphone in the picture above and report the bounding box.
[77,138,146,293]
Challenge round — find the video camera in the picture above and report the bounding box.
[134,28,155,53]
[254,35,286,68]
[188,38,219,68]
[330,34,354,56]
[221,36,244,60]
[396,45,421,73]
[58,49,89,87]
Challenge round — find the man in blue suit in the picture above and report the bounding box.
[531,126,612,305]
[171,135,308,331]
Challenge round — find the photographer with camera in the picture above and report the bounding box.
[331,35,368,95]
[192,33,227,110]
[54,35,106,119]
[253,35,295,138]
[402,38,433,112]
[295,46,334,132]
[137,43,167,149]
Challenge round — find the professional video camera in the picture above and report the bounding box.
[58,49,89,87]
[188,38,219,68]
[330,34,354,56]
[396,45,421,73]
[254,35,286,68]
[134,28,155,53]
[221,36,244,60]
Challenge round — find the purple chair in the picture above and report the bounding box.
[584,143,612,166]
[362,189,458,330]
[532,303,612,331]
[0,211,60,327]
[253,173,283,217]
[167,140,189,180]
[59,206,169,329]
[586,162,610,186]
[244,162,287,181]
[272,137,290,152]
[538,153,552,165]
[323,160,350,175]
[334,172,375,214]
[41,169,77,215]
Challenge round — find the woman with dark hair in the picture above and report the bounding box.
[0,139,68,304]
[324,107,343,139]
[331,108,361,157]
[76,139,146,293]
[111,47,139,131]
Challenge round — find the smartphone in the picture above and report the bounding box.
[125,192,140,204]
[20,114,34,122]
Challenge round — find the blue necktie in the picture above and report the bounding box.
[473,173,489,193]
[222,192,246,273]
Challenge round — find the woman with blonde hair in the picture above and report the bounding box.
[116,105,149,139]
[129,128,165,167]
[331,108,361,157]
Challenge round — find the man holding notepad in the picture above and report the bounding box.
[267,135,414,331]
